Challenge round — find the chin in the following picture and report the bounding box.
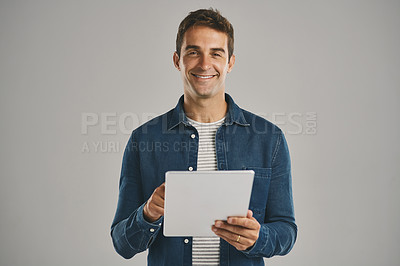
[194,87,223,97]
[194,90,216,98]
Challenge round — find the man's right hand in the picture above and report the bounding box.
[143,182,165,223]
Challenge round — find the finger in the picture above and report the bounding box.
[149,197,164,209]
[214,221,256,240]
[156,184,166,199]
[247,209,253,218]
[144,200,164,222]
[223,236,249,251]
[212,226,251,251]
[212,225,250,243]
[214,221,245,235]
[226,216,259,230]
[159,182,165,191]
[148,203,164,216]
[152,192,165,205]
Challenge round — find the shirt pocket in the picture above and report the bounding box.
[243,167,272,221]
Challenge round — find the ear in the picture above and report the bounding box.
[227,54,235,73]
[173,51,181,71]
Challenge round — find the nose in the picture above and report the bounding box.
[198,55,211,71]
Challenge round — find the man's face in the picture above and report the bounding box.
[173,26,235,100]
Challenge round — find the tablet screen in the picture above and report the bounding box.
[163,170,254,236]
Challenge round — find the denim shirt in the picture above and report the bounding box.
[111,94,297,266]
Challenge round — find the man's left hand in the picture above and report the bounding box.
[212,210,260,251]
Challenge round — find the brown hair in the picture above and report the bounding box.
[176,8,234,61]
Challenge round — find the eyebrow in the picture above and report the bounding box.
[210,48,226,54]
[184,45,200,51]
[184,45,226,54]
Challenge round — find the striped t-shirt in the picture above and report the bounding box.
[187,116,225,266]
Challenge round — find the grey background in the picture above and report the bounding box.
[1,0,399,265]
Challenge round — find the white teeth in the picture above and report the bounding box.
[193,74,214,79]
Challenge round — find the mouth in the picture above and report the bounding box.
[191,73,217,79]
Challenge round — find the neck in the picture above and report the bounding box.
[183,92,227,123]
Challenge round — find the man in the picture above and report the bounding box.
[111,8,297,265]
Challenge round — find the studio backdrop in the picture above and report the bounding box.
[0,1,399,265]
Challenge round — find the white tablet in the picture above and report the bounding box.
[163,170,255,237]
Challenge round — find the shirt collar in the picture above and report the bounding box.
[167,93,249,130]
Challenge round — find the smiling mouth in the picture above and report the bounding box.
[191,73,217,79]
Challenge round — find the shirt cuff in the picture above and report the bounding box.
[240,224,268,257]
[135,203,163,239]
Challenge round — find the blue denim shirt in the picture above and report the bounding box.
[111,94,297,265]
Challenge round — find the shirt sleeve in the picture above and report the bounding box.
[241,131,297,258]
[111,203,163,259]
[110,133,163,259]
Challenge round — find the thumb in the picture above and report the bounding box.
[247,209,253,218]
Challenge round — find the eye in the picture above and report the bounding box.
[188,51,198,55]
[213,53,221,57]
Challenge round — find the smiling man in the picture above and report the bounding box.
[111,8,297,265]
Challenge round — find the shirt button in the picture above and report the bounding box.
[184,239,189,244]
[188,166,193,171]
[190,134,195,139]
[150,228,155,232]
